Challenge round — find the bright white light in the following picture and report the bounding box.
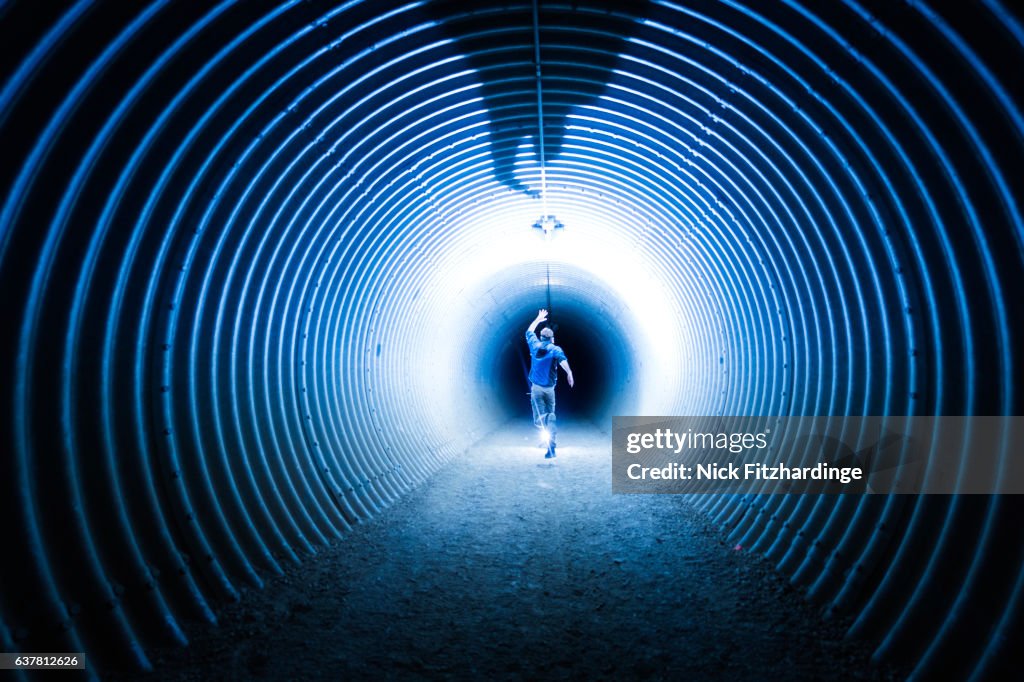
[423,203,689,414]
[410,180,698,432]
[540,427,550,444]
[532,214,564,240]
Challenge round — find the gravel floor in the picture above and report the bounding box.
[107,421,907,681]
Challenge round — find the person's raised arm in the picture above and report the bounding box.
[527,308,548,333]
[560,359,574,388]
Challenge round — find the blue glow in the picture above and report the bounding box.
[0,1,1021,678]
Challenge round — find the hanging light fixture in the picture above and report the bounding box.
[532,214,564,239]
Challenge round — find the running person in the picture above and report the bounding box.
[525,309,574,459]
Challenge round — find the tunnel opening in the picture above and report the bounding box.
[462,261,644,430]
[491,301,627,423]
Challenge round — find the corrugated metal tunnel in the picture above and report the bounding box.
[1,0,1022,678]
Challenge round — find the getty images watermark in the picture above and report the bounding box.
[611,416,1024,494]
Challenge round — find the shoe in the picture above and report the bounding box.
[545,444,557,459]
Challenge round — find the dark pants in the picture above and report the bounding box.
[530,383,557,446]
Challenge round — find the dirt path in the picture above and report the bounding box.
[114,421,904,680]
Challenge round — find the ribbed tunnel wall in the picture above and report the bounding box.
[1,1,1022,678]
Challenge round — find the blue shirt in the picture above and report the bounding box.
[526,330,567,387]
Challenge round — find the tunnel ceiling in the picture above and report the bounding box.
[1,0,1022,678]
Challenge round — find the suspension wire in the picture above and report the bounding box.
[546,263,552,313]
[535,0,552,318]
[535,1,554,369]
[532,0,547,216]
